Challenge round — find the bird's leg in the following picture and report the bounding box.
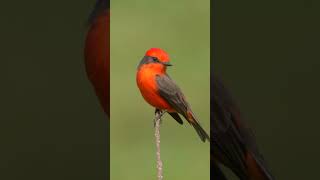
[154,109,165,127]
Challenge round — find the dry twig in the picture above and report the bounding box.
[154,110,165,180]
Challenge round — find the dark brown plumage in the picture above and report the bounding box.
[156,74,210,142]
[211,76,274,180]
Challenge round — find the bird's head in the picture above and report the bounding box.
[137,48,172,72]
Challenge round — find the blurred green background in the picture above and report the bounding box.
[110,0,210,179]
[213,0,320,179]
[0,1,108,179]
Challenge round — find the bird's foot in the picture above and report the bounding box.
[154,109,165,127]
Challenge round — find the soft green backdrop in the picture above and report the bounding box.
[110,0,210,179]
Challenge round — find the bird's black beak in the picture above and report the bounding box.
[162,62,173,66]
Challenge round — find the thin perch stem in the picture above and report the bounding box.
[154,110,165,180]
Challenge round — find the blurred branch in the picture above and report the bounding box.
[154,110,164,180]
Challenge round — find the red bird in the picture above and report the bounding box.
[84,0,110,116]
[136,48,210,142]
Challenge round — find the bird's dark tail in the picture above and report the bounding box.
[187,111,210,142]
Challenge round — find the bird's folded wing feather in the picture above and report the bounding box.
[155,74,189,119]
[211,77,274,180]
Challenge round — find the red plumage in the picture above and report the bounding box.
[84,2,109,116]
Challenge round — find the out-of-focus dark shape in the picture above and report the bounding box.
[211,76,274,180]
[84,0,110,116]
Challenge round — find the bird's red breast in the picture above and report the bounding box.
[136,69,174,111]
[84,9,110,116]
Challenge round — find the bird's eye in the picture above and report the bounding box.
[152,57,159,62]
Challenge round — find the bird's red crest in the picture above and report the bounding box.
[145,48,170,62]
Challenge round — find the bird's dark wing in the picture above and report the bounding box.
[155,74,189,118]
[155,74,210,142]
[211,76,274,180]
[168,112,183,124]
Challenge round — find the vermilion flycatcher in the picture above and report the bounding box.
[211,76,274,180]
[84,0,110,116]
[136,48,210,142]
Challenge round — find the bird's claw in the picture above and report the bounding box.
[154,109,165,127]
